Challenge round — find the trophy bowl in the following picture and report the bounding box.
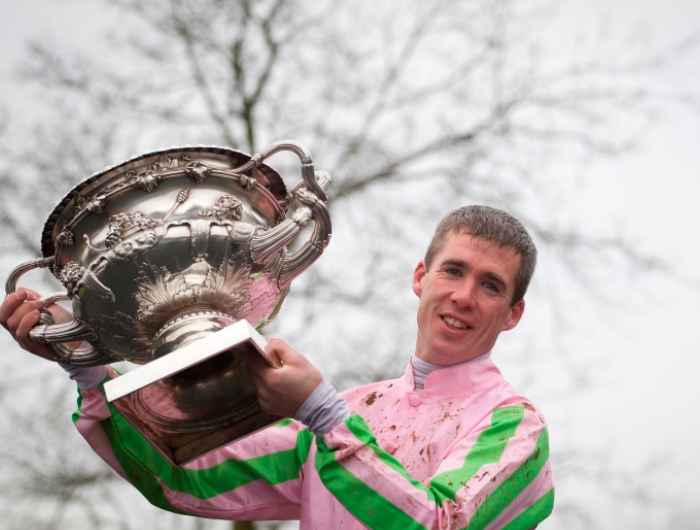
[6,142,331,463]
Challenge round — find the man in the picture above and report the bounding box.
[1,205,554,529]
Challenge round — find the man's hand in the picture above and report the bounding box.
[247,338,323,418]
[0,288,73,359]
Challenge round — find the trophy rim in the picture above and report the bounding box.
[40,145,288,258]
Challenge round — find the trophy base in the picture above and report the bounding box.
[105,320,279,465]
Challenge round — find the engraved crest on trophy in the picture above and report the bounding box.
[5,142,331,464]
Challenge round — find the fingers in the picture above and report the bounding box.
[16,310,42,352]
[0,291,28,327]
[2,288,75,333]
[19,288,41,300]
[1,289,42,325]
[0,291,56,358]
[2,296,42,334]
[16,308,41,341]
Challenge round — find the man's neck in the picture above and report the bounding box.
[411,355,441,389]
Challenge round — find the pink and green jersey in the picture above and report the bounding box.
[73,354,553,529]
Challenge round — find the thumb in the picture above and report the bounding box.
[265,338,298,368]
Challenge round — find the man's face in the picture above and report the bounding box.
[412,232,525,365]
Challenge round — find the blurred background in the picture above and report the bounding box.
[1,1,699,528]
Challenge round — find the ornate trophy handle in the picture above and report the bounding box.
[246,142,332,288]
[5,256,111,366]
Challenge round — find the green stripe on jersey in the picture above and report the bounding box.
[464,429,550,530]
[345,415,437,503]
[315,431,428,530]
[430,405,525,503]
[102,416,181,513]
[106,402,312,500]
[502,489,554,530]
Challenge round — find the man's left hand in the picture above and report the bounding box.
[247,338,322,418]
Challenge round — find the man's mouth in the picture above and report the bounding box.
[441,314,472,331]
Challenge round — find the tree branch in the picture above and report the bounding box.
[170,0,239,146]
[333,100,517,200]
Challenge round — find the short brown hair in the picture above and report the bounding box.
[424,205,537,304]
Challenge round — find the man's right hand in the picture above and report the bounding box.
[0,288,72,359]
[247,338,323,419]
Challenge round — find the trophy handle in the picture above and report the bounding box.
[277,175,332,288]
[249,159,331,288]
[5,257,110,366]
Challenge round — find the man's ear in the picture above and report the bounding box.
[502,299,525,331]
[412,261,427,297]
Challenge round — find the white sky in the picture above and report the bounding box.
[1,1,699,529]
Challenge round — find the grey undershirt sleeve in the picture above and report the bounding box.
[294,380,350,435]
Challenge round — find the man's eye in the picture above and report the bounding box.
[483,281,500,293]
[444,266,462,276]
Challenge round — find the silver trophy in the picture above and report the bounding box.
[5,142,331,464]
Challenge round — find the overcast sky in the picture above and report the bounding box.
[1,1,699,529]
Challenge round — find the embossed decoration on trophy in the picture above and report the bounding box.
[5,143,331,464]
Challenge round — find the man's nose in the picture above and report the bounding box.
[450,278,477,309]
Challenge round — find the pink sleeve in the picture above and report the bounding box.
[72,376,310,521]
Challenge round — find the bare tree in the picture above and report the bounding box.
[0,0,696,528]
